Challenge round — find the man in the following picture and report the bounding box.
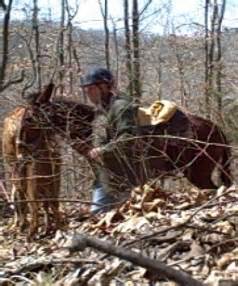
[80,67,138,213]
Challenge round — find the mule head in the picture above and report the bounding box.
[23,83,95,155]
[24,82,55,105]
[39,98,95,155]
[17,84,55,156]
[36,82,55,104]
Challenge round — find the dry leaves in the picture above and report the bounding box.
[1,183,238,285]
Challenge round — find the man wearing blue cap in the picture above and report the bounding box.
[80,67,138,214]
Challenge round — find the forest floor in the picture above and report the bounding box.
[1,183,238,285]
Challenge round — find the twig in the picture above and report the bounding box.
[207,238,238,253]
[158,240,191,261]
[212,211,238,224]
[186,223,230,236]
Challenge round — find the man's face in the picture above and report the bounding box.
[83,84,101,105]
[83,83,110,106]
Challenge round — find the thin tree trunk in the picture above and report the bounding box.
[216,0,226,113]
[204,0,210,118]
[205,0,226,120]
[176,54,187,107]
[124,0,133,97]
[65,0,73,94]
[99,0,110,70]
[208,0,218,119]
[156,58,162,99]
[65,0,80,96]
[132,0,141,98]
[0,0,13,91]
[67,22,73,94]
[32,0,41,90]
[59,0,65,95]
[111,18,119,85]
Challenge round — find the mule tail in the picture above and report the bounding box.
[220,134,232,187]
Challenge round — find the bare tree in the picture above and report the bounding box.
[204,0,210,117]
[58,0,65,95]
[132,0,141,98]
[208,0,217,118]
[99,0,110,69]
[124,0,133,97]
[65,0,79,94]
[32,0,42,90]
[0,0,23,92]
[204,0,226,119]
[111,17,119,84]
[215,0,226,113]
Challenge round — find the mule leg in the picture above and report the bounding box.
[10,166,28,232]
[43,201,52,236]
[50,201,63,230]
[27,202,39,239]
[40,182,55,235]
[41,165,62,235]
[10,184,22,229]
[185,162,217,189]
[49,157,62,233]
[13,186,28,231]
[26,163,39,239]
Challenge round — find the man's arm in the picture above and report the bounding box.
[102,98,137,153]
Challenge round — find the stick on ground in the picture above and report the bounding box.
[67,233,204,286]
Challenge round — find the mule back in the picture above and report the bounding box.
[99,108,232,192]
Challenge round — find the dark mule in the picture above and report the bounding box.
[99,109,232,192]
[2,83,95,238]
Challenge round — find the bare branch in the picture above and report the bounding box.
[0,0,6,10]
[139,0,153,17]
[0,70,25,92]
[98,0,110,69]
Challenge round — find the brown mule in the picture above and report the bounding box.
[2,83,95,239]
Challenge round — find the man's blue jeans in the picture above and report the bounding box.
[90,181,129,214]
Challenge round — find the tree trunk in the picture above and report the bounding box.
[204,0,226,120]
[65,0,74,94]
[208,0,217,119]
[215,0,226,114]
[132,0,141,98]
[32,0,41,91]
[204,0,210,118]
[124,0,133,97]
[111,18,119,85]
[99,0,110,70]
[59,0,65,95]
[0,0,13,91]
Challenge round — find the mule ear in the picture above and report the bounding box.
[36,82,55,104]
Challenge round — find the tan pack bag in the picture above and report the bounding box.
[137,100,177,126]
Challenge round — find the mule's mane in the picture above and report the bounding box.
[52,97,95,113]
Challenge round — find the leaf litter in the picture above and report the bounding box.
[0,183,238,285]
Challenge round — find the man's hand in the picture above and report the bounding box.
[87,147,103,161]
